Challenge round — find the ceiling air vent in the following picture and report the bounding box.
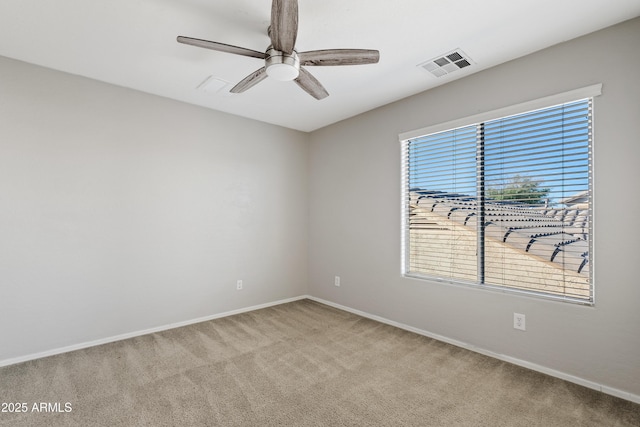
[418,49,473,78]
[197,75,231,94]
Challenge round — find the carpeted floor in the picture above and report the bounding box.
[1,299,638,426]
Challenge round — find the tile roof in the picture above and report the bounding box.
[410,190,590,276]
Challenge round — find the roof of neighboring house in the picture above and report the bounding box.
[410,190,590,275]
[559,190,589,207]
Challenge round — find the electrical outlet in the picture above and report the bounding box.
[514,313,526,331]
[236,280,243,291]
[334,276,341,287]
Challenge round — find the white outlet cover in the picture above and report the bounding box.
[514,313,526,331]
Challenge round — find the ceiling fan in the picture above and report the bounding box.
[177,0,379,100]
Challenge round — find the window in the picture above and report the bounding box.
[401,86,600,304]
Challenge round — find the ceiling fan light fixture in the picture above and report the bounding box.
[265,47,300,81]
[267,63,299,81]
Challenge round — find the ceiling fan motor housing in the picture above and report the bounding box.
[265,47,300,81]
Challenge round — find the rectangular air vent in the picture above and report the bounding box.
[197,75,230,93]
[418,49,474,78]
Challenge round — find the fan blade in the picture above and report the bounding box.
[299,49,380,66]
[177,36,266,59]
[230,67,268,93]
[294,68,329,100]
[270,0,298,54]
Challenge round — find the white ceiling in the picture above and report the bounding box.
[1,1,639,132]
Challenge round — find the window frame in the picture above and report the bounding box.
[399,85,601,305]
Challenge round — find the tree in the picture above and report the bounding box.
[486,174,550,205]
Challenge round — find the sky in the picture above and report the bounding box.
[408,99,591,206]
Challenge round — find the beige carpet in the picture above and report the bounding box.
[1,299,638,426]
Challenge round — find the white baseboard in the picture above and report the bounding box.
[306,295,640,405]
[3,294,638,405]
[0,295,307,368]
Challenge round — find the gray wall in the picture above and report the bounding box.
[0,56,309,361]
[308,18,640,397]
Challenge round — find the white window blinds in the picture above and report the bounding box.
[402,98,593,303]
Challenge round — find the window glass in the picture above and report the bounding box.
[403,99,593,303]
